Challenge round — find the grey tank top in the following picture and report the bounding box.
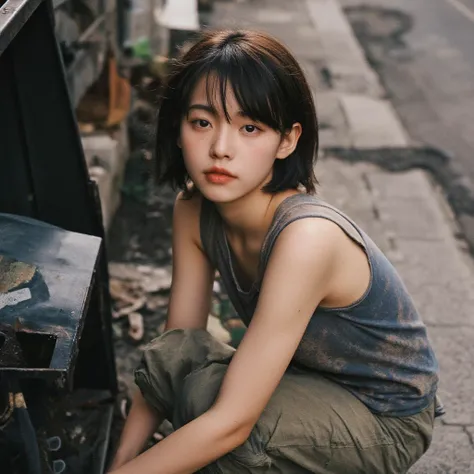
[200,193,440,417]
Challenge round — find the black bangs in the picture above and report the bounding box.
[181,48,288,132]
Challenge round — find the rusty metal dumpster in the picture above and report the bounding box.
[0,0,118,471]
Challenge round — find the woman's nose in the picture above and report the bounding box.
[211,127,233,160]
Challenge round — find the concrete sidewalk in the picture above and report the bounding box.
[207,0,474,471]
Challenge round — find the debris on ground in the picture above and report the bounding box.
[109,263,172,323]
[113,296,147,319]
[128,312,144,341]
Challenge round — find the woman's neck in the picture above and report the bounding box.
[215,188,299,244]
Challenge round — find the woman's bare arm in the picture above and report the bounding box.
[108,391,162,470]
[108,218,341,474]
[108,192,214,470]
[166,192,215,330]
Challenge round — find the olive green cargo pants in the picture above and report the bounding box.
[135,329,434,474]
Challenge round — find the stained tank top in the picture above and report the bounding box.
[200,193,441,417]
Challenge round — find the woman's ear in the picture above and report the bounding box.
[177,136,182,148]
[276,123,302,160]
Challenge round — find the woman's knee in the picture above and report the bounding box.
[134,327,234,422]
[155,327,234,366]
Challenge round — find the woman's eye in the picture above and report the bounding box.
[243,125,259,134]
[192,119,210,128]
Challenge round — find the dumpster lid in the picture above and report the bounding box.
[0,213,101,381]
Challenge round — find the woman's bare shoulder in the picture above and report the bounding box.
[280,216,346,249]
[173,190,208,252]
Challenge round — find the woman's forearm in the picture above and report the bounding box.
[109,407,248,474]
[109,390,163,470]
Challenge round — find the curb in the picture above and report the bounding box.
[306,0,405,149]
[306,0,383,99]
[307,0,462,234]
[339,95,408,148]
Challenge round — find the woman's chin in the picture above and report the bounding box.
[197,184,242,204]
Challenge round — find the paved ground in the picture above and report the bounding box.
[339,0,474,183]
[205,0,474,471]
[338,0,474,253]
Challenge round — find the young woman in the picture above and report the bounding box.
[108,29,442,474]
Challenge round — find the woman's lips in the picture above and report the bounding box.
[204,167,236,184]
[205,173,236,184]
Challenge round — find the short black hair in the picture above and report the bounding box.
[155,29,319,196]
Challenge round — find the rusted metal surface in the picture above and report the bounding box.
[0,324,26,367]
[0,213,101,382]
[0,256,36,294]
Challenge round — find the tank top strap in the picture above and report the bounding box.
[260,194,366,272]
[199,197,221,268]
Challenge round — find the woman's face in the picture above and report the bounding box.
[179,75,289,204]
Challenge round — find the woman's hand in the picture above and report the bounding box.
[105,408,249,474]
[107,390,163,472]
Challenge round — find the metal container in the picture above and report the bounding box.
[0,0,117,471]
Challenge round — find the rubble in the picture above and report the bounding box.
[128,312,144,341]
[108,263,172,319]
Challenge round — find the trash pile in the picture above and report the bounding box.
[109,263,172,343]
[109,262,244,347]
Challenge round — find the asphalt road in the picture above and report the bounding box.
[340,0,474,196]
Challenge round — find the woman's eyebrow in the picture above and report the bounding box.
[187,104,217,115]
[187,104,254,122]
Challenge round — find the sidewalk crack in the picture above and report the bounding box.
[464,426,474,447]
[361,173,380,220]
